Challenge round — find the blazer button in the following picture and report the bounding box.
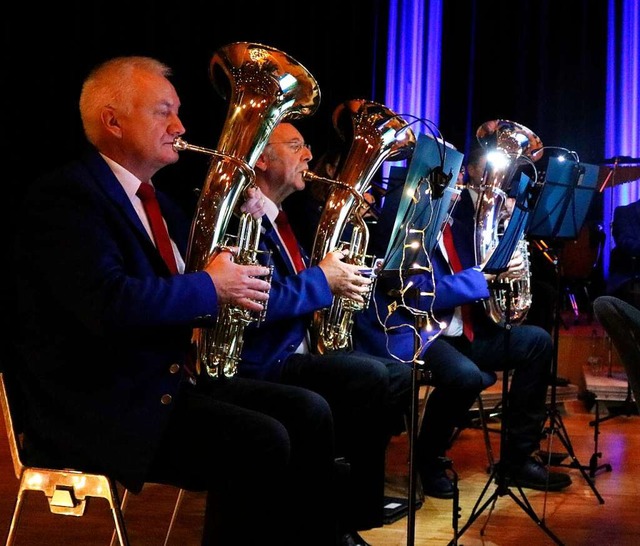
[169,363,180,374]
[160,394,173,405]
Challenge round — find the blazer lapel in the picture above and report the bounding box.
[82,153,150,240]
[261,217,298,275]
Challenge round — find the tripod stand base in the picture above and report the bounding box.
[587,453,612,478]
[448,465,565,546]
[583,396,618,478]
[544,408,606,504]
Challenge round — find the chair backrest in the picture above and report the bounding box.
[1,369,134,545]
[2,370,185,546]
[0,372,24,480]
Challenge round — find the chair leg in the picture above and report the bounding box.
[5,488,27,546]
[163,489,186,546]
[108,482,130,546]
[417,383,431,436]
[107,486,184,546]
[476,396,496,472]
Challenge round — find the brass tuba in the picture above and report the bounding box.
[306,99,415,354]
[473,119,543,325]
[175,42,320,377]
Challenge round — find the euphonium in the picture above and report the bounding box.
[474,119,543,325]
[176,42,320,378]
[306,99,415,354]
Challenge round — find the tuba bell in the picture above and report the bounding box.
[175,42,320,378]
[473,119,543,325]
[305,99,415,354]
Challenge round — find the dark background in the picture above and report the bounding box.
[4,0,389,211]
[4,1,607,200]
[3,1,608,316]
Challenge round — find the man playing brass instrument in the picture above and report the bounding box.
[238,121,414,546]
[10,56,342,546]
[354,148,572,500]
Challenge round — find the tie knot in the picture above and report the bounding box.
[136,182,156,202]
[275,210,289,227]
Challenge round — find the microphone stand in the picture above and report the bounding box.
[448,279,564,546]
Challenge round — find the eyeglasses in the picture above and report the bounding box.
[267,140,311,153]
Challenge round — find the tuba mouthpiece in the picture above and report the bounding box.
[172,136,189,152]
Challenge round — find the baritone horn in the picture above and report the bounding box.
[307,99,416,354]
[175,42,320,378]
[474,119,543,325]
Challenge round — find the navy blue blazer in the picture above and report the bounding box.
[608,200,640,295]
[353,189,491,361]
[12,150,218,491]
[238,216,333,380]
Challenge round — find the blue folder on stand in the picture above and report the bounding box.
[483,174,533,274]
[382,133,463,273]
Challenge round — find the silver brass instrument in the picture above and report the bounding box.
[474,119,543,325]
[307,99,415,354]
[175,42,320,378]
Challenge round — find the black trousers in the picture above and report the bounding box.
[418,323,552,468]
[148,377,338,546]
[593,295,640,413]
[282,349,413,531]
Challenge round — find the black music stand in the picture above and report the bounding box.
[527,157,607,502]
[449,175,565,546]
[376,261,444,546]
[377,134,463,546]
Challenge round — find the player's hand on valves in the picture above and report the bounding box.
[480,250,497,283]
[241,186,267,219]
[317,249,371,303]
[498,249,526,281]
[205,248,271,312]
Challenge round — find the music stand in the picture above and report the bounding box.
[527,157,607,503]
[376,134,462,546]
[450,174,565,546]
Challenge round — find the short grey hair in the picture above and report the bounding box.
[79,56,172,146]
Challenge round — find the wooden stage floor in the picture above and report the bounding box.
[2,317,639,545]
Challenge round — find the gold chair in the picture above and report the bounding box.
[1,371,185,545]
[0,371,131,545]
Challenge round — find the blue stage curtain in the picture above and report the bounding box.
[383,0,444,183]
[602,0,640,281]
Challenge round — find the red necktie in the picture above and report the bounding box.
[275,210,306,273]
[137,182,179,275]
[442,223,474,342]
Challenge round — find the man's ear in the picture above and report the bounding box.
[254,154,268,172]
[101,106,122,138]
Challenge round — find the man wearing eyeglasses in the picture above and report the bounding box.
[237,122,413,546]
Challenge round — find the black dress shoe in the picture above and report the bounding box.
[504,457,572,491]
[420,466,455,499]
[536,449,569,466]
[340,531,371,546]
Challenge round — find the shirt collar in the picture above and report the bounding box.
[262,195,280,224]
[100,153,151,199]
